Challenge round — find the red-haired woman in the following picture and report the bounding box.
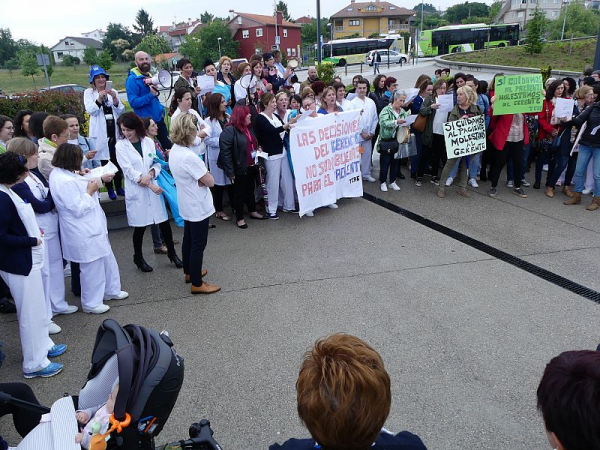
[218,106,267,228]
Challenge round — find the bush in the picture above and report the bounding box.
[0,90,84,124]
[316,62,336,85]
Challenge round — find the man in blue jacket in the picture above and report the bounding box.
[126,51,172,149]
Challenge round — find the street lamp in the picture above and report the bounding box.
[327,23,332,58]
[217,37,222,59]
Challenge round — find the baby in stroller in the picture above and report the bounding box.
[75,381,119,449]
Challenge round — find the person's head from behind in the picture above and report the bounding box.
[297,333,391,450]
[169,114,197,148]
[43,116,69,145]
[537,350,600,450]
[51,143,84,172]
[29,112,49,141]
[0,151,28,186]
[7,137,39,169]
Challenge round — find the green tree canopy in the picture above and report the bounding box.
[525,6,547,54]
[0,28,18,65]
[83,47,98,66]
[445,2,489,24]
[180,22,239,69]
[102,23,134,59]
[6,57,20,76]
[134,34,172,57]
[133,9,157,37]
[488,1,502,23]
[412,3,437,13]
[275,1,293,21]
[547,0,600,40]
[201,11,215,24]
[301,18,330,46]
[62,55,80,69]
[19,52,38,88]
[97,50,113,70]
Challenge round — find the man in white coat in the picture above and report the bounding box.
[349,79,378,182]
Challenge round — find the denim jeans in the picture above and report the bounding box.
[573,144,600,196]
[150,224,162,248]
[507,142,531,182]
[448,153,480,180]
[379,152,399,183]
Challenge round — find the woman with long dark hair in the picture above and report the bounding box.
[12,110,34,140]
[115,112,182,272]
[174,58,201,112]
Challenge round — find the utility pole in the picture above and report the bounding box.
[560,1,569,41]
[274,0,279,50]
[594,26,600,70]
[316,0,322,63]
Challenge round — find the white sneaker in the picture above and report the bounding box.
[506,180,514,188]
[364,175,376,182]
[543,164,549,172]
[327,203,338,209]
[445,177,453,187]
[556,180,562,187]
[83,304,110,314]
[583,187,593,195]
[54,305,78,316]
[468,178,479,188]
[304,210,314,217]
[380,183,388,192]
[48,321,61,335]
[389,182,401,191]
[103,291,129,301]
[63,263,71,278]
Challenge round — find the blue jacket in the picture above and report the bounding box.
[125,67,165,122]
[12,168,55,214]
[0,191,38,276]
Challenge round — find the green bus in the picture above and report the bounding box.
[320,36,405,66]
[417,23,520,56]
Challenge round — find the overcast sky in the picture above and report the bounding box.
[2,0,492,47]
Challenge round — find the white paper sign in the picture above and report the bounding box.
[289,110,363,216]
[197,75,215,93]
[443,115,486,159]
[405,88,420,104]
[85,161,119,179]
[437,94,454,112]
[401,115,418,127]
[346,92,357,101]
[554,98,575,120]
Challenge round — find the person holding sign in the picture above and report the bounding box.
[417,79,448,186]
[437,86,482,199]
[349,79,378,183]
[487,97,530,199]
[377,90,408,192]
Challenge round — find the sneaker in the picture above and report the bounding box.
[583,187,593,195]
[543,164,549,172]
[430,177,440,186]
[107,188,117,200]
[327,203,338,209]
[445,177,453,187]
[437,189,445,198]
[116,187,125,196]
[380,183,388,192]
[24,362,63,379]
[54,304,78,316]
[63,263,71,278]
[47,343,67,358]
[513,187,528,198]
[468,178,479,188]
[415,178,423,187]
[533,181,541,189]
[48,321,61,335]
[506,180,514,188]
[389,182,401,191]
[363,175,376,182]
[283,208,299,213]
[83,304,110,314]
[268,213,279,220]
[488,187,498,198]
[0,299,17,314]
[304,211,314,217]
[521,179,531,187]
[103,291,129,301]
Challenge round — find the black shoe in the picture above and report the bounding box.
[268,213,279,220]
[410,173,416,180]
[237,221,248,229]
[168,253,184,269]
[134,256,153,272]
[397,171,406,180]
[0,299,16,314]
[533,181,541,189]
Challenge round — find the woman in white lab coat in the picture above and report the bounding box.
[115,112,182,272]
[49,143,129,315]
[84,65,125,200]
[0,152,64,378]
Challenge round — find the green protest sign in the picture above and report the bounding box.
[493,74,544,115]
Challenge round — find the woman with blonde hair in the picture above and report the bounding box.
[318,86,342,114]
[217,55,237,101]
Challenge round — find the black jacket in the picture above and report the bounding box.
[573,101,600,148]
[218,126,256,178]
[0,191,38,276]
[254,113,285,156]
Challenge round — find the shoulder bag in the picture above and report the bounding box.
[412,113,427,133]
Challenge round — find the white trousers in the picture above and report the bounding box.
[80,252,121,311]
[0,269,54,373]
[265,157,295,214]
[360,140,373,177]
[41,231,67,319]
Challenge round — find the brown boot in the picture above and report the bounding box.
[562,185,574,197]
[564,192,581,205]
[185,269,208,284]
[457,188,470,198]
[191,282,221,294]
[587,197,600,211]
[437,189,445,198]
[545,186,554,198]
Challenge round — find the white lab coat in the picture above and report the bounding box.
[115,137,167,227]
[349,96,378,142]
[84,87,125,160]
[48,169,110,264]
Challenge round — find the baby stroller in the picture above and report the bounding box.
[12,319,185,450]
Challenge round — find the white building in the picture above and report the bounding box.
[497,0,563,27]
[81,29,105,41]
[50,37,103,64]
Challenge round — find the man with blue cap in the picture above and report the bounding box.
[83,65,125,200]
[125,51,171,149]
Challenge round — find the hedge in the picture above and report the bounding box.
[0,91,85,125]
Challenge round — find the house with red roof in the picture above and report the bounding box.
[159,19,203,52]
[228,11,302,60]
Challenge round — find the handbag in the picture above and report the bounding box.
[396,134,418,159]
[412,113,427,133]
[379,139,399,155]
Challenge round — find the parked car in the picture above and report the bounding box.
[365,49,408,66]
[40,84,87,94]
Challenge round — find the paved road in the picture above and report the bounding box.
[1,154,599,449]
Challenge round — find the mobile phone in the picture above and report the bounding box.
[106,80,113,91]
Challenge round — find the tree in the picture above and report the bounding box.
[19,52,38,88]
[62,55,80,69]
[83,47,98,66]
[200,11,215,24]
[133,9,157,37]
[275,1,293,21]
[525,6,546,54]
[412,3,437,13]
[134,34,172,57]
[488,1,502,24]
[180,22,239,69]
[102,23,133,59]
[97,50,113,70]
[0,28,17,65]
[301,18,330,46]
[445,2,489,24]
[6,57,19,77]
[547,0,600,40]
